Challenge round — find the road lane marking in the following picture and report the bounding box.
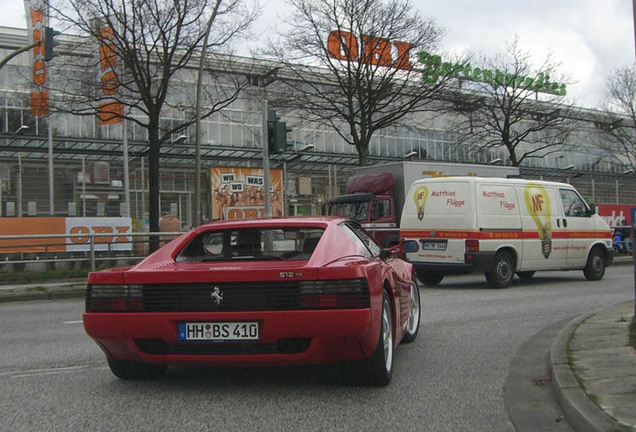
[64,320,83,324]
[0,366,86,378]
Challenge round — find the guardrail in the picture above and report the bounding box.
[0,232,183,272]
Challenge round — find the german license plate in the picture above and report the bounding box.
[421,241,447,251]
[178,322,259,341]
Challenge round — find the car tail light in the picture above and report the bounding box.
[299,279,370,309]
[465,239,480,253]
[86,284,144,312]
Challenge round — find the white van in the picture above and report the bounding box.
[400,177,614,288]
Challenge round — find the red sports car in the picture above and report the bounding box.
[83,217,420,386]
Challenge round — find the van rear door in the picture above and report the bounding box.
[476,182,522,255]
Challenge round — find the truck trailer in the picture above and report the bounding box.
[328,161,519,247]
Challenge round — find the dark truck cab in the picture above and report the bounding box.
[328,173,399,247]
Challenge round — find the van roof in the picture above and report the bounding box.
[411,176,575,188]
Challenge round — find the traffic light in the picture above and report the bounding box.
[267,109,293,154]
[42,27,59,62]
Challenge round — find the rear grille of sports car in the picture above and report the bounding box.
[85,279,370,312]
[142,280,369,312]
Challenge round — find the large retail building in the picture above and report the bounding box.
[1,25,634,231]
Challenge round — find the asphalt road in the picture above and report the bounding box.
[1,266,633,432]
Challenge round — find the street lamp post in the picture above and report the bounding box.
[255,68,279,218]
[261,94,272,217]
[10,125,30,218]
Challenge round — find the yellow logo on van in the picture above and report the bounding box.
[413,185,429,220]
[524,183,552,258]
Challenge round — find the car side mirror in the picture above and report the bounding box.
[588,203,596,215]
[379,243,402,260]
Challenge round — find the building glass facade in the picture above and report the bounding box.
[1,26,634,231]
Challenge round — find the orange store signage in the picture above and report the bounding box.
[96,24,124,124]
[0,217,132,253]
[327,30,414,70]
[24,0,49,116]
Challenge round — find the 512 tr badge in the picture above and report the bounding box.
[280,272,302,278]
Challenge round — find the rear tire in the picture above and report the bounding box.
[107,359,167,380]
[342,291,394,386]
[401,280,420,344]
[416,270,444,286]
[583,247,605,281]
[485,251,515,289]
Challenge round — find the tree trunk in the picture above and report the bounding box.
[358,145,368,166]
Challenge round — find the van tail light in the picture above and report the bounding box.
[465,239,479,263]
[86,284,144,312]
[465,240,480,253]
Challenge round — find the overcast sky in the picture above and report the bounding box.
[3,0,634,109]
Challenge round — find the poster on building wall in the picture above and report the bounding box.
[210,167,283,220]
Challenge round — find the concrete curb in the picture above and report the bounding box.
[0,283,85,303]
[549,312,626,432]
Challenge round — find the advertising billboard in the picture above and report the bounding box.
[210,167,283,220]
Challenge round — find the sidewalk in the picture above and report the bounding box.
[550,301,636,432]
[0,279,86,302]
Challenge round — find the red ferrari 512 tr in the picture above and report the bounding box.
[83,217,420,386]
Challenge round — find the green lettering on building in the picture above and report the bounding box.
[419,50,567,96]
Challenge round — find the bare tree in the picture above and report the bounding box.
[45,0,257,250]
[595,65,636,174]
[266,0,448,166]
[449,38,576,167]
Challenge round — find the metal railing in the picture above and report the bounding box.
[0,232,183,272]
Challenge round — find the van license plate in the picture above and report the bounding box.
[421,241,447,251]
[178,322,259,341]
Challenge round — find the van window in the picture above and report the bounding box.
[559,189,588,217]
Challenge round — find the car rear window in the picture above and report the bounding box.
[175,227,324,262]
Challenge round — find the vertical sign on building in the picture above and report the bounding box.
[23,0,49,116]
[95,22,123,124]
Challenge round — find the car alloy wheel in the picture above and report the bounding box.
[381,295,394,373]
[402,280,420,343]
[342,290,394,386]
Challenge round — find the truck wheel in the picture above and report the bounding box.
[416,270,444,286]
[583,247,605,281]
[485,251,514,288]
